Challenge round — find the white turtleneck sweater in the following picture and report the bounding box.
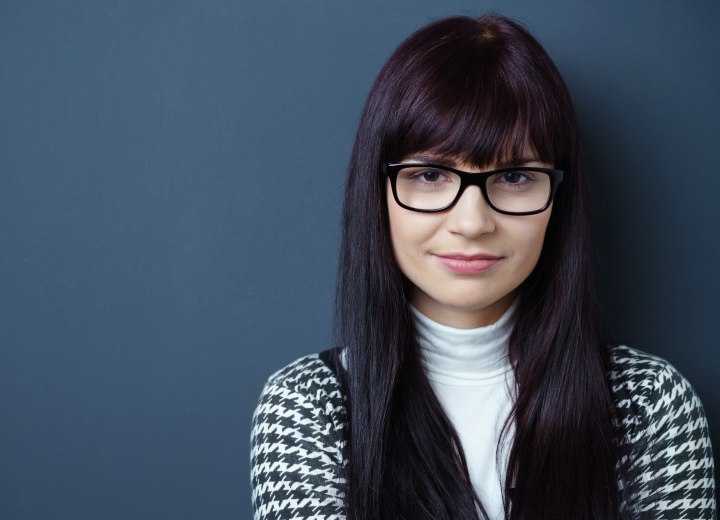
[411,301,517,519]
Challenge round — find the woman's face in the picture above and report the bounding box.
[387,155,553,328]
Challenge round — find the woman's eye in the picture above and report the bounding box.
[410,169,447,183]
[421,171,442,182]
[498,171,531,184]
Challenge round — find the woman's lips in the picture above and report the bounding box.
[434,253,502,274]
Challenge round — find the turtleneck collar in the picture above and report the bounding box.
[412,299,518,386]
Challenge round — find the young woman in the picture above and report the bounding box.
[250,14,716,520]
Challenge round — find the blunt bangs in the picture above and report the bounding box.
[379,16,572,170]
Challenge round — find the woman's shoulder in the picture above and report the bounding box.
[265,350,343,392]
[606,346,715,516]
[251,350,348,465]
[608,343,679,379]
[606,344,699,401]
[606,344,708,423]
[254,349,347,423]
[264,348,344,392]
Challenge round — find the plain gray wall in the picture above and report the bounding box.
[1,1,718,518]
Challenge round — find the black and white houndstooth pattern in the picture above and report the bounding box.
[609,346,716,518]
[250,345,716,519]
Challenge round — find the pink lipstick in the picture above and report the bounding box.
[435,253,502,274]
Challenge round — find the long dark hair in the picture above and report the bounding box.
[335,14,622,520]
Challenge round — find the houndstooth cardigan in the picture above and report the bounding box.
[250,345,716,519]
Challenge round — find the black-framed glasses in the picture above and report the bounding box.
[382,162,564,216]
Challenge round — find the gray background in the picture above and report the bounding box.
[1,0,718,518]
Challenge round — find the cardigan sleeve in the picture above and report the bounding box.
[613,347,716,519]
[250,355,347,520]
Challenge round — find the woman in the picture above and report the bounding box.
[250,14,716,520]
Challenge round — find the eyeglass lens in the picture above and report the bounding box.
[395,166,552,213]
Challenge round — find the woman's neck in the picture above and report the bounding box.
[409,289,518,329]
[411,299,517,385]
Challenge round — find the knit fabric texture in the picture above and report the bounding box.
[250,345,716,519]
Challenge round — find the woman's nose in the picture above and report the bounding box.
[446,185,496,238]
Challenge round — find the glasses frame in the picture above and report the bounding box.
[382,162,565,216]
